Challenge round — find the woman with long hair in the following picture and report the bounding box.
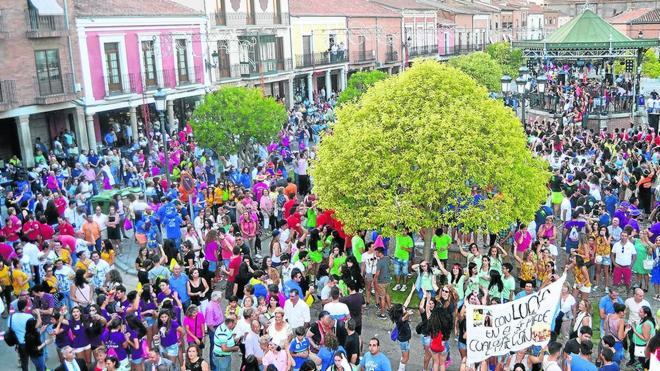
[70,268,93,308]
[477,256,492,291]
[103,317,130,370]
[328,245,347,277]
[153,310,185,365]
[69,306,93,365]
[419,292,437,371]
[388,303,412,371]
[487,270,505,303]
[187,268,210,307]
[568,255,591,301]
[106,206,121,252]
[571,299,592,339]
[439,262,466,304]
[307,228,323,275]
[203,228,219,279]
[629,306,657,368]
[537,215,558,246]
[25,316,51,371]
[594,225,612,290]
[341,256,364,292]
[125,314,147,371]
[101,239,116,266]
[183,304,206,348]
[603,303,626,364]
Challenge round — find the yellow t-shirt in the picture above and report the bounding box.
[101,250,116,266]
[75,259,91,274]
[596,236,611,256]
[0,266,11,286]
[45,275,58,293]
[11,269,29,295]
[520,261,536,281]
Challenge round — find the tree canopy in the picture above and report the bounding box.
[337,70,389,105]
[486,42,524,77]
[448,51,503,91]
[191,86,287,164]
[310,60,549,239]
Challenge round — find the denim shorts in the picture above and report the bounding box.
[160,343,179,357]
[130,357,143,365]
[393,258,409,276]
[399,340,410,352]
[208,261,217,273]
[422,336,431,347]
[457,341,467,350]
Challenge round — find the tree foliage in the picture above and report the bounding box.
[310,60,549,238]
[337,70,389,105]
[642,49,660,78]
[448,52,503,91]
[486,42,524,77]
[191,86,287,162]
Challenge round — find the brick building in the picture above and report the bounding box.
[0,0,82,167]
[608,8,660,40]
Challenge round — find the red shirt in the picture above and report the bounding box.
[283,198,296,219]
[227,256,241,283]
[22,220,41,241]
[2,224,20,242]
[40,223,55,241]
[58,222,75,236]
[54,197,67,216]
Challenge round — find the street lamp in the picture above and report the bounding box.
[501,75,512,94]
[638,30,644,39]
[536,75,547,110]
[153,87,170,185]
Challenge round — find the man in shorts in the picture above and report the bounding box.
[392,228,413,292]
[374,247,391,319]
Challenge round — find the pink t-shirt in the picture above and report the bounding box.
[515,230,532,252]
[263,349,289,371]
[204,241,218,263]
[183,312,206,343]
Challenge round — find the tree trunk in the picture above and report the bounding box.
[237,144,253,169]
[423,226,433,262]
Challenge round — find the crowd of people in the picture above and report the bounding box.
[1,83,660,371]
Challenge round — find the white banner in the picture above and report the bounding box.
[465,273,566,364]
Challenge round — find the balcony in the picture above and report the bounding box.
[351,50,376,63]
[295,52,347,68]
[161,65,205,88]
[34,73,75,105]
[218,12,289,27]
[0,80,16,111]
[216,64,242,80]
[240,59,292,77]
[26,8,65,38]
[385,51,399,63]
[409,45,438,58]
[102,73,140,98]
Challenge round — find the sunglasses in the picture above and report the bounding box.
[442,289,450,293]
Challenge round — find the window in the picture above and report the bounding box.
[272,0,281,24]
[358,35,366,60]
[217,40,231,77]
[142,40,157,88]
[259,35,276,73]
[104,43,123,93]
[216,0,226,25]
[176,39,189,83]
[246,0,255,25]
[35,49,63,96]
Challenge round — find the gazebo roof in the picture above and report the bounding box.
[513,9,658,54]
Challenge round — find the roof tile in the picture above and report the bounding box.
[607,8,652,24]
[289,0,400,17]
[74,0,202,17]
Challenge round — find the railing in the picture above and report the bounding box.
[527,92,634,116]
[295,52,347,68]
[26,8,65,38]
[217,64,242,79]
[0,10,7,36]
[103,73,139,97]
[386,51,399,62]
[34,72,75,104]
[0,80,16,108]
[239,59,292,77]
[454,43,486,55]
[218,12,289,26]
[351,49,376,63]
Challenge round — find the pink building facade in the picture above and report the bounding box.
[76,12,207,149]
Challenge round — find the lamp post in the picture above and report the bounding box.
[153,87,170,185]
[536,75,547,109]
[516,76,529,125]
[501,75,512,106]
[501,67,536,125]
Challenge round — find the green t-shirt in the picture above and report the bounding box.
[432,234,452,259]
[306,208,317,228]
[502,275,516,301]
[394,235,414,261]
[351,235,365,263]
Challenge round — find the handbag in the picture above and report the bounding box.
[390,324,399,341]
[193,315,205,349]
[643,257,654,271]
[4,314,18,346]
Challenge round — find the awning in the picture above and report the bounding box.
[29,0,64,16]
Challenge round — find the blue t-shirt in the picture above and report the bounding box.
[571,355,597,371]
[169,273,190,303]
[283,279,303,298]
[9,312,33,344]
[319,345,346,370]
[599,295,624,332]
[598,363,619,371]
[163,215,183,239]
[359,352,392,371]
[604,195,618,216]
[289,337,311,369]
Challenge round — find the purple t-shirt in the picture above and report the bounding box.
[69,319,90,348]
[128,329,144,360]
[54,323,71,348]
[159,320,180,347]
[104,330,128,361]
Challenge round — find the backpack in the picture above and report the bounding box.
[568,225,579,241]
[430,331,445,353]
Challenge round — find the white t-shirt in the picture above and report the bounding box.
[323,301,350,320]
[362,251,377,274]
[546,243,559,257]
[542,355,562,371]
[560,294,576,320]
[23,242,41,266]
[625,297,650,324]
[283,299,310,329]
[613,240,636,266]
[560,198,572,221]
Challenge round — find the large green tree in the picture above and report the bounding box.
[337,70,389,105]
[448,51,503,91]
[191,86,287,165]
[310,61,549,259]
[486,41,524,77]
